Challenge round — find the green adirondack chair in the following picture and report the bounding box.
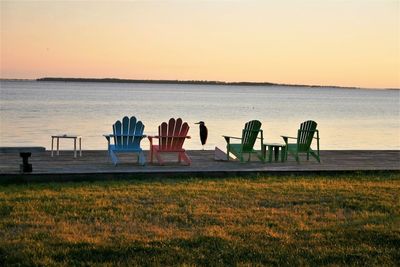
[281,120,320,163]
[223,120,264,162]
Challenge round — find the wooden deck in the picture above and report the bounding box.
[0,149,399,182]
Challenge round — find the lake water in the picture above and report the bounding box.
[0,80,399,150]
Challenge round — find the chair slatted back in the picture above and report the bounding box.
[158,118,189,151]
[113,116,144,149]
[242,120,262,152]
[297,120,317,152]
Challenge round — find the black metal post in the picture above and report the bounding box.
[20,152,32,173]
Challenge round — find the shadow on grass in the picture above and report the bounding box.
[1,170,399,185]
[53,236,270,266]
[4,233,399,266]
[2,236,274,266]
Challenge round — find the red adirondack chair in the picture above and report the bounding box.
[148,118,192,165]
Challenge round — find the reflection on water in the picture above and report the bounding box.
[0,81,399,150]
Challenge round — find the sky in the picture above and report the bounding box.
[1,0,399,89]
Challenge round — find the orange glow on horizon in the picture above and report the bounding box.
[1,1,399,89]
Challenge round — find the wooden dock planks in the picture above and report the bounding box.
[1,150,399,177]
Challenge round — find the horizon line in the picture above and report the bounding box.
[0,77,398,90]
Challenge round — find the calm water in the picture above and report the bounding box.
[0,80,399,150]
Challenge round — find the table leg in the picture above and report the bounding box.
[79,137,82,156]
[74,138,77,158]
[261,145,266,162]
[281,147,286,162]
[57,138,60,156]
[51,137,54,157]
[274,147,279,162]
[268,146,273,163]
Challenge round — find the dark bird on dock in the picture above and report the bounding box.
[195,121,208,150]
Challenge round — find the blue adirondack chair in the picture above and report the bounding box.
[104,116,146,166]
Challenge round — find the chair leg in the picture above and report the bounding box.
[310,151,321,163]
[109,150,118,166]
[138,152,146,166]
[286,149,295,162]
[156,152,164,165]
[257,152,265,162]
[150,148,153,163]
[180,152,191,165]
[295,152,300,163]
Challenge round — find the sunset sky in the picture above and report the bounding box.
[1,0,399,89]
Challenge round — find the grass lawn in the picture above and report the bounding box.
[0,173,399,266]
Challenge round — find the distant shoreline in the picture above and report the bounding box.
[35,77,359,89]
[0,77,398,90]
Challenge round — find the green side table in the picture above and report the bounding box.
[262,143,286,163]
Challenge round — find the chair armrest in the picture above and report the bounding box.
[281,135,296,145]
[281,135,297,140]
[315,130,320,152]
[149,135,190,138]
[222,135,242,140]
[103,134,112,144]
[147,136,154,147]
[105,134,146,144]
[222,135,242,144]
[313,130,320,140]
[148,135,190,143]
[137,135,147,141]
[259,129,264,141]
[105,134,146,137]
[103,134,111,149]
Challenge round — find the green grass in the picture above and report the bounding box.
[0,173,399,266]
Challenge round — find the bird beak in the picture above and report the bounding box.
[195,122,200,124]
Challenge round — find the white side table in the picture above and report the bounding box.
[51,135,82,158]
